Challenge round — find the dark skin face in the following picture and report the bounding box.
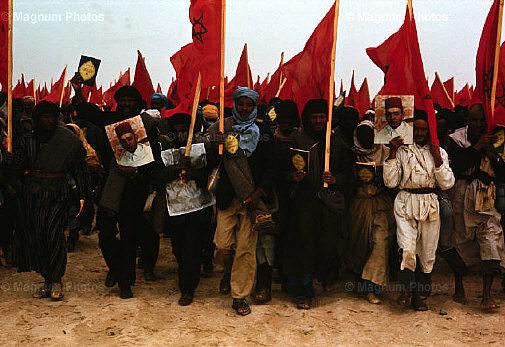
[413,119,430,146]
[277,116,295,135]
[150,99,165,112]
[437,117,448,139]
[36,113,58,133]
[385,107,404,129]
[356,125,374,149]
[119,132,138,153]
[467,105,486,144]
[235,96,255,120]
[117,96,140,118]
[310,113,327,133]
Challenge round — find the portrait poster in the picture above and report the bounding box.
[105,115,154,167]
[374,95,414,144]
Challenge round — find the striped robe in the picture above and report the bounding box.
[13,127,89,282]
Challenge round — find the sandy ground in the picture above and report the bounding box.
[1,234,505,346]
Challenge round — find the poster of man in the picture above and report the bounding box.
[105,115,154,167]
[374,95,414,144]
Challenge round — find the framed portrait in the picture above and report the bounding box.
[105,115,154,167]
[374,95,414,144]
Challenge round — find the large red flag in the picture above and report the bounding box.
[43,66,67,105]
[443,77,455,103]
[474,0,503,129]
[132,50,155,104]
[167,0,222,117]
[366,6,438,144]
[431,73,454,110]
[224,43,253,107]
[280,3,336,111]
[455,84,473,107]
[346,71,359,108]
[103,68,130,109]
[357,77,371,116]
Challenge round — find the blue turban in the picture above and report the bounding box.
[151,93,171,109]
[232,87,260,157]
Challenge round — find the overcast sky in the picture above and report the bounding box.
[12,0,496,97]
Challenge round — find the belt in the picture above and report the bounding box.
[28,170,65,179]
[403,188,437,194]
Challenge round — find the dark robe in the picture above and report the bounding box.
[13,126,89,282]
[283,127,355,288]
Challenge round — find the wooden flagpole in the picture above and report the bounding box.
[219,0,226,155]
[6,0,13,153]
[32,79,37,103]
[185,72,202,157]
[435,71,455,109]
[407,0,413,19]
[275,52,286,97]
[491,0,504,125]
[59,66,67,107]
[323,0,340,188]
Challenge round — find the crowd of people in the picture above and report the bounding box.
[0,80,504,317]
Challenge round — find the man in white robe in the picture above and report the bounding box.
[383,113,454,311]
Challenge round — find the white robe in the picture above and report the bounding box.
[118,142,154,167]
[383,144,455,272]
[374,122,413,145]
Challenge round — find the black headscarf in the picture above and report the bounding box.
[301,99,327,140]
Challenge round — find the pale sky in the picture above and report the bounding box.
[12,0,496,97]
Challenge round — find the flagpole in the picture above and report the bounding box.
[219,0,226,155]
[185,72,202,158]
[59,66,67,107]
[6,0,13,153]
[323,0,339,188]
[407,0,413,19]
[279,52,284,86]
[435,72,455,109]
[490,0,504,126]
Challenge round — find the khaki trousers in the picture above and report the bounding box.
[214,199,258,299]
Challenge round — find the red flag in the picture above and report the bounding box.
[279,3,336,112]
[103,68,130,109]
[156,83,162,94]
[346,71,359,108]
[469,85,475,98]
[357,77,371,116]
[12,79,26,99]
[26,79,36,99]
[366,6,438,144]
[0,1,8,92]
[443,77,455,103]
[455,84,473,107]
[89,85,103,105]
[253,75,261,94]
[167,77,179,105]
[61,82,72,105]
[262,54,286,104]
[43,67,67,105]
[224,43,253,106]
[474,0,503,129]
[38,83,49,100]
[431,73,454,110]
[167,0,222,117]
[132,50,155,104]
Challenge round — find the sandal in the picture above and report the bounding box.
[411,295,428,311]
[294,297,311,310]
[253,289,271,304]
[232,299,251,316]
[33,283,52,299]
[397,291,411,306]
[50,282,64,301]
